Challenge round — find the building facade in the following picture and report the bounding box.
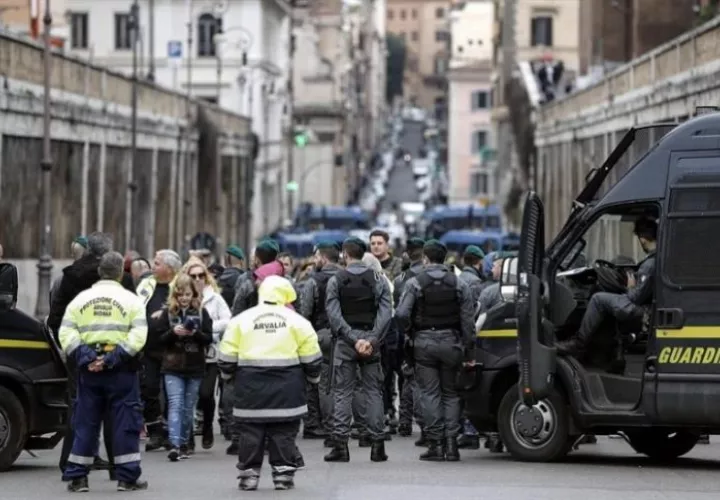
[64,0,291,238]
[386,0,451,110]
[447,0,495,203]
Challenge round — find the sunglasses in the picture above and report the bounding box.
[189,272,206,280]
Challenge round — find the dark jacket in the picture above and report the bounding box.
[458,266,485,304]
[48,253,102,335]
[218,266,245,307]
[157,306,213,377]
[121,272,136,293]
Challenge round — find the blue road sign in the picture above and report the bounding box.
[167,40,182,58]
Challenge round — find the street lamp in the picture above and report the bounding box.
[128,0,140,251]
[35,0,53,320]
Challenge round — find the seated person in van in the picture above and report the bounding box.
[556,218,657,356]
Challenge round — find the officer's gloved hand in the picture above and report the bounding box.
[75,345,99,368]
[102,345,130,370]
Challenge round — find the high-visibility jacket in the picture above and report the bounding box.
[219,275,322,423]
[136,276,157,305]
[59,280,148,358]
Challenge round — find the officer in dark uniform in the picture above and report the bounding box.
[458,245,486,303]
[392,237,426,439]
[324,237,393,462]
[395,240,475,462]
[557,218,657,355]
[298,241,343,441]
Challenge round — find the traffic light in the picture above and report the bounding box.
[294,131,309,148]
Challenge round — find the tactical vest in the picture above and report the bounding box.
[413,271,461,331]
[310,271,332,330]
[337,269,377,330]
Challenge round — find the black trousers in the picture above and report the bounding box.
[140,355,164,433]
[59,360,114,472]
[198,363,219,430]
[236,420,301,477]
[382,347,403,416]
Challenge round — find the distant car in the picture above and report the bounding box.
[415,175,431,192]
[412,160,431,177]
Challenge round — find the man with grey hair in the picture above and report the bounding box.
[52,232,115,477]
[50,237,89,308]
[137,249,182,451]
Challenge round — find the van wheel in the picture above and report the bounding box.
[0,386,27,471]
[626,430,699,461]
[497,383,572,462]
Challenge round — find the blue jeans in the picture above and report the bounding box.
[164,374,202,448]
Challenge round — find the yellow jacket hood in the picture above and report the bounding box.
[258,275,296,306]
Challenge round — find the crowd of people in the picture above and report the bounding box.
[47,228,516,493]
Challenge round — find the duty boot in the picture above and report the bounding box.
[202,425,214,450]
[324,440,350,462]
[117,479,148,491]
[484,433,504,453]
[414,431,429,447]
[370,440,388,462]
[238,476,259,491]
[358,434,372,448]
[398,423,412,437]
[444,437,460,462]
[419,440,445,461]
[145,433,164,452]
[457,434,480,450]
[273,474,295,490]
[226,440,239,455]
[67,477,89,493]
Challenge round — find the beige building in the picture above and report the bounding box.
[0,0,69,43]
[515,0,580,71]
[386,0,451,110]
[447,0,495,203]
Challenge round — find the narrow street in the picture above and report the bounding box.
[382,120,426,210]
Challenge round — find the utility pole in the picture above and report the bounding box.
[185,0,194,237]
[129,0,140,252]
[496,0,516,205]
[286,0,296,219]
[35,0,53,320]
[148,0,155,81]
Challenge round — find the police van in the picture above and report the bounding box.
[466,113,720,462]
[0,263,67,470]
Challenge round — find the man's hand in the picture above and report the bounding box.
[627,271,636,289]
[88,357,105,372]
[173,325,191,336]
[354,339,372,357]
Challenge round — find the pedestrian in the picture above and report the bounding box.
[324,237,392,463]
[217,245,246,307]
[122,250,141,292]
[52,232,115,477]
[298,241,343,442]
[231,239,280,316]
[130,257,152,288]
[395,239,476,462]
[137,249,183,452]
[49,236,88,315]
[458,245,486,303]
[183,258,231,450]
[369,229,403,280]
[219,276,322,491]
[277,252,295,282]
[392,237,426,441]
[154,273,213,461]
[58,251,148,492]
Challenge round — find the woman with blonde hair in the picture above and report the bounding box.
[156,274,213,461]
[182,257,232,451]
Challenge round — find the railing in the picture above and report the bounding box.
[539,16,720,123]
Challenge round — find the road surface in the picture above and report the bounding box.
[382,120,426,211]
[7,434,720,499]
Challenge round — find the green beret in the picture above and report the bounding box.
[226,245,245,260]
[407,237,425,249]
[343,237,367,253]
[423,239,447,252]
[257,239,280,253]
[463,245,485,259]
[315,240,341,252]
[73,236,88,248]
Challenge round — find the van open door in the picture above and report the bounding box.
[516,191,556,405]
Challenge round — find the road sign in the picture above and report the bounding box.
[168,40,182,59]
[286,181,299,192]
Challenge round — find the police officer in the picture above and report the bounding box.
[298,241,343,441]
[58,252,148,492]
[324,237,392,462]
[393,237,426,439]
[458,245,486,303]
[218,276,322,491]
[395,240,475,462]
[557,218,657,355]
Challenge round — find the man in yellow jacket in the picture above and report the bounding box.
[219,275,322,491]
[58,252,148,493]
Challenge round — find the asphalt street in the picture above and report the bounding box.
[381,121,425,211]
[6,434,720,499]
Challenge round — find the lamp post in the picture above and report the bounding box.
[34,0,53,320]
[128,0,140,251]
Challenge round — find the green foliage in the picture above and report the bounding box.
[385,34,406,104]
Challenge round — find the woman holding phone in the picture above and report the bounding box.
[156,273,213,461]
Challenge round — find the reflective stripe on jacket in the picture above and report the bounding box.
[59,280,148,357]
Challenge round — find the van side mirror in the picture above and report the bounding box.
[499,257,518,302]
[0,263,19,313]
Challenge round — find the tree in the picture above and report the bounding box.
[385,34,406,104]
